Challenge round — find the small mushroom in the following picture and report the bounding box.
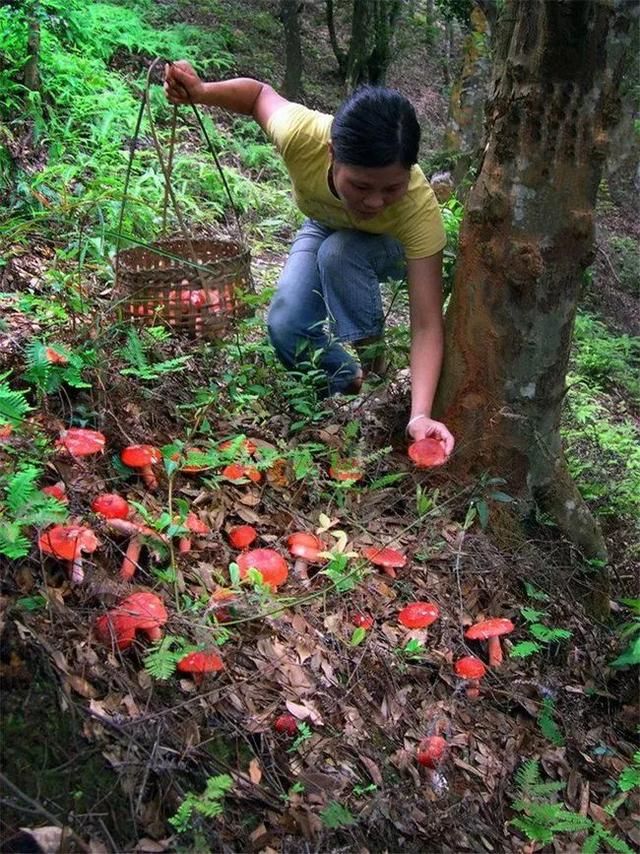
[408,437,447,468]
[57,427,106,458]
[222,463,262,483]
[39,524,98,584]
[398,601,440,629]
[362,545,407,579]
[464,618,514,667]
[328,458,363,481]
[45,347,68,365]
[417,735,447,768]
[219,437,257,456]
[95,612,136,650]
[121,444,162,490]
[95,591,167,650]
[227,525,257,549]
[179,512,210,554]
[274,714,299,736]
[454,656,486,699]
[91,493,130,520]
[351,613,374,630]
[42,482,68,503]
[236,548,288,590]
[287,531,324,586]
[177,650,224,686]
[171,446,211,474]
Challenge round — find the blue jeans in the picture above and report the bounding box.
[267,219,405,394]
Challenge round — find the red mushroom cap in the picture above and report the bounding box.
[116,592,168,631]
[287,532,323,562]
[219,437,257,456]
[408,437,447,468]
[95,613,136,650]
[42,482,68,503]
[185,511,210,535]
[398,601,440,629]
[363,546,407,569]
[274,714,299,736]
[227,525,257,549]
[39,525,98,561]
[237,548,289,590]
[121,444,162,469]
[222,463,261,483]
[45,347,68,365]
[454,656,487,680]
[417,735,447,768]
[352,613,374,630]
[91,493,130,519]
[464,618,514,641]
[57,427,106,458]
[328,458,363,481]
[177,650,224,675]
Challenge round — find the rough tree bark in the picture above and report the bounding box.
[367,0,402,86]
[280,0,304,100]
[345,0,371,91]
[435,0,636,610]
[24,0,41,93]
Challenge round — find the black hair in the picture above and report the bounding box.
[330,85,420,170]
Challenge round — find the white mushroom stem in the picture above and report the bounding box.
[465,681,481,700]
[68,555,85,584]
[293,557,310,587]
[487,637,503,667]
[120,536,143,581]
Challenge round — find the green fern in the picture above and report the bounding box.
[0,466,68,559]
[0,521,31,560]
[22,340,93,395]
[143,635,198,680]
[169,774,233,832]
[538,698,565,746]
[0,372,31,425]
[618,752,640,792]
[119,328,191,381]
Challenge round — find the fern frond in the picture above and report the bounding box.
[593,826,635,854]
[0,520,31,559]
[5,467,41,514]
[510,816,554,844]
[195,799,224,818]
[0,372,31,425]
[516,759,542,794]
[23,340,54,391]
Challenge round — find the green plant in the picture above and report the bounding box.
[510,606,572,660]
[169,774,234,832]
[143,635,199,680]
[0,372,31,427]
[288,722,313,753]
[0,466,68,559]
[610,599,640,668]
[537,698,564,747]
[510,760,634,852]
[463,476,513,530]
[118,327,192,381]
[23,339,94,398]
[319,801,355,829]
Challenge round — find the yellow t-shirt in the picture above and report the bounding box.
[265,102,446,259]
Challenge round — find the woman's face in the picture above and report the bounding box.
[330,159,411,220]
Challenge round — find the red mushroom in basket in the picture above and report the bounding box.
[236,548,288,590]
[398,601,440,629]
[57,427,106,458]
[362,545,406,579]
[177,650,224,686]
[39,524,98,584]
[454,656,486,699]
[121,444,162,490]
[179,512,210,554]
[408,437,447,468]
[227,525,257,550]
[464,618,514,667]
[287,531,324,586]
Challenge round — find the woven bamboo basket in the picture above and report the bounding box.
[113,66,253,340]
[116,236,252,339]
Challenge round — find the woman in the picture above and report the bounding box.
[164,63,454,453]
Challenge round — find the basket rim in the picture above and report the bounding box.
[115,236,251,273]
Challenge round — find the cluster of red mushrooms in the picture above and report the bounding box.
[34,426,513,770]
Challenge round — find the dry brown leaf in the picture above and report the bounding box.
[65,673,98,699]
[249,758,263,784]
[285,699,324,725]
[359,754,383,786]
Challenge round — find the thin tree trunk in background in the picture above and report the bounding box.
[345,0,371,92]
[442,21,453,86]
[436,0,636,613]
[367,0,402,86]
[326,0,347,80]
[280,0,304,100]
[24,0,41,93]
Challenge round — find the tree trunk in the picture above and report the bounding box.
[280,0,304,100]
[326,0,347,80]
[367,0,402,86]
[24,0,41,93]
[443,2,494,183]
[345,0,371,92]
[436,0,636,612]
[442,21,453,86]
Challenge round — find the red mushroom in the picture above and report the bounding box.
[39,524,98,583]
[179,511,210,554]
[454,656,487,699]
[219,437,257,456]
[177,650,224,686]
[227,525,257,549]
[222,463,262,483]
[287,531,325,586]
[0,423,13,441]
[362,545,407,579]
[42,482,68,503]
[236,548,288,590]
[45,347,68,365]
[57,427,106,458]
[274,714,299,736]
[105,518,165,581]
[117,591,168,642]
[95,612,136,650]
[351,613,374,630]
[328,458,363,482]
[408,438,447,468]
[464,618,514,667]
[121,444,162,490]
[398,601,440,629]
[91,493,130,520]
[417,735,447,768]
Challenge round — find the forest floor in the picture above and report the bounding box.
[1,1,639,852]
